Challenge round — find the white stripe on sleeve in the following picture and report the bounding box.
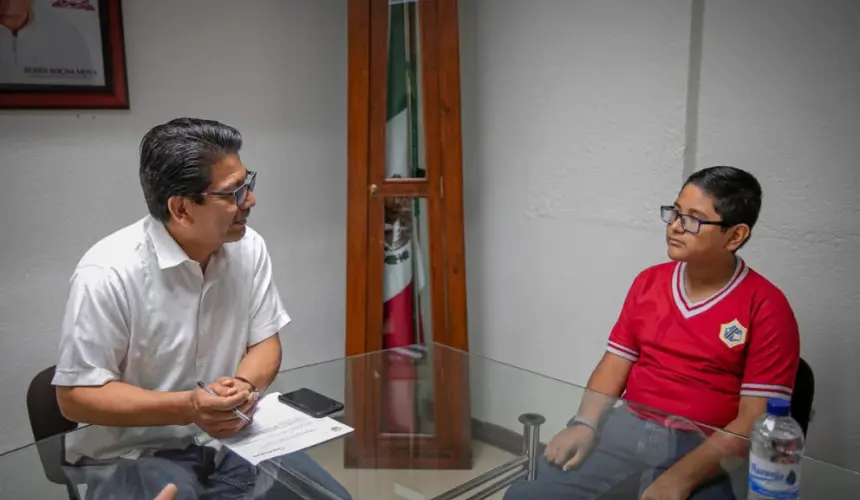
[606,340,639,362]
[741,383,793,400]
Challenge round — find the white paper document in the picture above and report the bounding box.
[219,392,353,465]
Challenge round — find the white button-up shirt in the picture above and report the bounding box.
[53,216,290,461]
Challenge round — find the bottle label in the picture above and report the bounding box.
[748,458,801,499]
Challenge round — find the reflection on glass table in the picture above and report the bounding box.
[2,343,860,499]
[260,344,860,499]
[381,196,434,437]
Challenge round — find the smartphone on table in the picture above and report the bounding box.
[278,388,344,418]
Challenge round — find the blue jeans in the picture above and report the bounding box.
[504,407,743,500]
[82,445,351,500]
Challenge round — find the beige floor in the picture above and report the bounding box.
[305,440,517,500]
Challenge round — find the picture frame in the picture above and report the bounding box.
[0,0,129,109]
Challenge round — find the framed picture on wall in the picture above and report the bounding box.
[0,0,129,109]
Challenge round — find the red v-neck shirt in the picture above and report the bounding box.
[607,259,800,428]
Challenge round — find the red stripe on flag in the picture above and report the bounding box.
[383,283,418,432]
[384,281,417,350]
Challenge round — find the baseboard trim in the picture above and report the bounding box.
[471,418,546,457]
[335,415,542,460]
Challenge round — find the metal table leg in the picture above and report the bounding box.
[518,413,546,481]
[430,412,547,500]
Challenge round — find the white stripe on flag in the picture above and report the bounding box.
[386,109,410,178]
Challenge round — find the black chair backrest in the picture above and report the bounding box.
[26,366,78,485]
[27,366,78,441]
[791,358,815,437]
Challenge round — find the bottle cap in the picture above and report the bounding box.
[767,398,791,417]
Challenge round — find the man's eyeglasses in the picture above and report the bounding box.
[204,171,257,207]
[660,205,730,234]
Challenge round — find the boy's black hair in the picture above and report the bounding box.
[684,166,762,248]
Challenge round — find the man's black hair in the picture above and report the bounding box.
[684,165,762,248]
[139,117,243,223]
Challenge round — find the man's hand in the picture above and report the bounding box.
[543,424,597,471]
[215,377,259,418]
[640,470,693,500]
[188,383,250,438]
[153,483,177,500]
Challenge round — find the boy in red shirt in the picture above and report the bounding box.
[504,166,800,500]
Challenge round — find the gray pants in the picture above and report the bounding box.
[504,407,743,500]
[78,445,351,500]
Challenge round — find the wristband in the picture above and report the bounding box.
[233,376,259,394]
[568,415,600,434]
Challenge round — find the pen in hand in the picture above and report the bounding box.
[196,380,252,424]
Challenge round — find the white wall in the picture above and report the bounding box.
[459,0,694,444]
[0,0,347,495]
[696,0,860,467]
[461,0,860,470]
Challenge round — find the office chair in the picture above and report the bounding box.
[791,357,815,437]
[26,365,81,500]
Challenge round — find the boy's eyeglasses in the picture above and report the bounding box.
[660,205,730,234]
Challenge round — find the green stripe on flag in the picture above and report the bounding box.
[387,4,408,124]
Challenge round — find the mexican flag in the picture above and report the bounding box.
[383,0,426,432]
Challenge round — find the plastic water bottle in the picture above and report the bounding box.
[747,398,805,499]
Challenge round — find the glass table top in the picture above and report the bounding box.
[1,343,857,499]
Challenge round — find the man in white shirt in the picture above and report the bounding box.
[52,118,351,500]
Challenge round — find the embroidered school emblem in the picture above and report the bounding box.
[720,319,748,348]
